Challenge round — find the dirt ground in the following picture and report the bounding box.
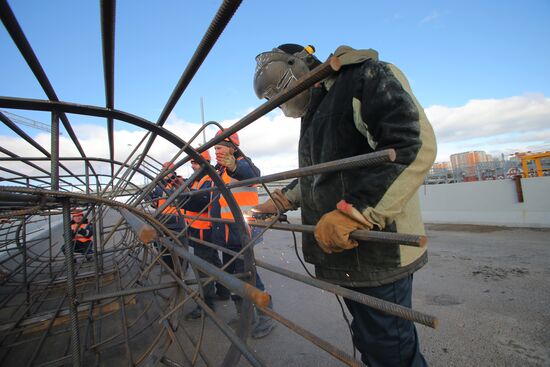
[235,223,550,366]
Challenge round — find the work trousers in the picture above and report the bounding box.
[221,244,265,294]
[344,275,427,367]
[157,216,186,270]
[189,228,222,303]
[62,240,93,255]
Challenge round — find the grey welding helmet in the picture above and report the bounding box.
[254,44,320,118]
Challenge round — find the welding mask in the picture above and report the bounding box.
[254,46,316,118]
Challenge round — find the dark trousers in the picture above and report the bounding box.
[221,244,265,294]
[62,241,93,255]
[190,229,222,304]
[344,275,427,367]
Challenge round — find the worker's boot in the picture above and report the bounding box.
[251,298,275,339]
[228,296,256,328]
[185,277,216,320]
[185,297,214,320]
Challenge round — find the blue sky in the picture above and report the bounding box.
[1,0,549,176]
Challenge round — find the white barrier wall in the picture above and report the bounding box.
[419,176,550,227]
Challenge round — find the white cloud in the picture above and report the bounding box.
[426,94,550,161]
[1,94,549,184]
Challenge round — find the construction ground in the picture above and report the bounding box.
[195,222,550,366]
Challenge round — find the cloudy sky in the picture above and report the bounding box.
[1,0,549,179]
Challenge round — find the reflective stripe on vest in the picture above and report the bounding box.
[158,182,183,215]
[71,223,91,243]
[185,175,212,230]
[219,167,259,219]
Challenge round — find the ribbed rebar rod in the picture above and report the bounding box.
[160,238,269,308]
[78,282,176,304]
[132,0,243,184]
[158,260,265,367]
[240,149,395,188]
[0,156,157,181]
[185,150,395,198]
[0,110,88,188]
[62,199,81,367]
[181,215,426,247]
[259,306,365,367]
[197,56,342,153]
[258,221,427,247]
[156,0,242,126]
[100,0,116,177]
[25,294,68,367]
[184,230,436,328]
[0,0,98,178]
[50,111,59,191]
[0,142,80,190]
[115,266,134,366]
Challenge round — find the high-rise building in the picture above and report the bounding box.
[450,151,491,179]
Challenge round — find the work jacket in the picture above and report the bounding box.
[212,155,261,248]
[70,221,93,243]
[150,178,185,230]
[291,46,437,287]
[181,173,213,242]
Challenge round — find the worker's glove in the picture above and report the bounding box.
[314,201,373,254]
[218,152,237,172]
[251,189,293,215]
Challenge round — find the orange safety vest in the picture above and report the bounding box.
[71,223,92,243]
[157,181,183,215]
[218,163,259,220]
[185,175,213,233]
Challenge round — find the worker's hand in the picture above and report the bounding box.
[314,209,372,254]
[217,152,237,172]
[251,189,293,215]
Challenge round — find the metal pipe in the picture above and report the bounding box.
[160,238,269,308]
[117,208,156,244]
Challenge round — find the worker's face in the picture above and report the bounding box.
[73,215,83,223]
[215,145,234,164]
[190,159,201,172]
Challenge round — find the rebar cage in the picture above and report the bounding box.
[0,1,436,366]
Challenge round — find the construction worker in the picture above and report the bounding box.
[252,44,437,366]
[182,149,225,319]
[64,208,93,260]
[211,130,275,339]
[150,161,186,270]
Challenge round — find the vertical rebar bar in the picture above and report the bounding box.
[62,199,81,367]
[22,217,29,313]
[48,212,52,279]
[50,111,59,191]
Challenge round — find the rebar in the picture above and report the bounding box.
[0,3,437,366]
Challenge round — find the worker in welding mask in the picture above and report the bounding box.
[252,44,437,367]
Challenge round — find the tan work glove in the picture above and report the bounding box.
[314,201,374,254]
[251,189,293,214]
[218,152,237,172]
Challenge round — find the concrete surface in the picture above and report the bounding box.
[219,223,550,366]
